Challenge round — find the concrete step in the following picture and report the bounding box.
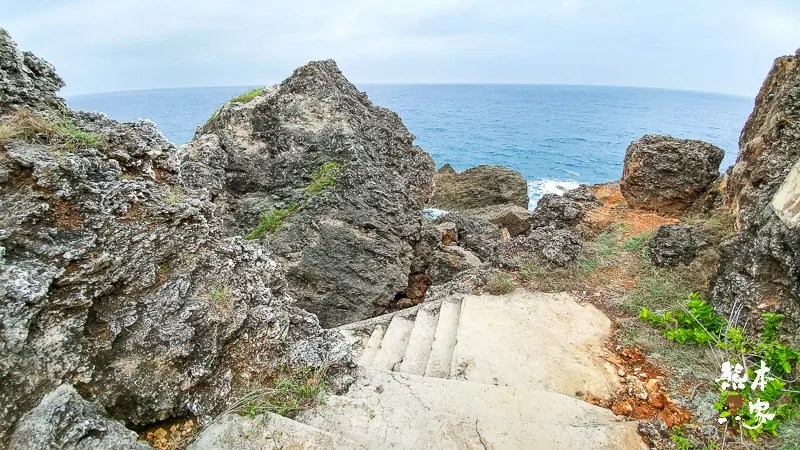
[189,411,367,450]
[296,368,644,450]
[372,315,415,371]
[399,305,439,375]
[450,291,620,399]
[357,324,385,367]
[424,299,462,378]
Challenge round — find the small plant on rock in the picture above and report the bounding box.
[1,109,102,150]
[239,366,330,419]
[305,161,342,197]
[246,204,298,239]
[230,87,265,103]
[486,271,515,295]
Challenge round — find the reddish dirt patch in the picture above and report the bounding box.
[139,418,197,450]
[587,184,678,236]
[50,196,83,230]
[590,346,691,428]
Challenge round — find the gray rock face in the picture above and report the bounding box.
[0,28,66,115]
[8,385,150,450]
[430,164,528,210]
[433,211,502,261]
[619,135,724,214]
[646,224,708,267]
[195,60,435,327]
[712,52,800,327]
[510,226,583,267]
[467,204,532,237]
[531,185,601,231]
[0,30,353,446]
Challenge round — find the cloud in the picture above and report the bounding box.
[2,0,799,96]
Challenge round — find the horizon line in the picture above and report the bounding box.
[65,82,754,100]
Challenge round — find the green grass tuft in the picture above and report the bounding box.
[622,230,654,253]
[622,268,692,315]
[231,87,265,103]
[486,271,515,295]
[305,162,342,197]
[246,204,298,240]
[240,366,329,419]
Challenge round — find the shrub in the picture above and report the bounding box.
[245,204,298,239]
[0,109,102,150]
[641,295,800,439]
[230,87,265,103]
[305,161,342,197]
[486,272,514,295]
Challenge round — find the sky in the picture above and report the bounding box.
[3,0,799,97]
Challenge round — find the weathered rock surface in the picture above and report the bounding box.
[0,29,352,446]
[501,225,583,267]
[713,51,800,326]
[531,185,601,232]
[619,134,724,214]
[468,204,532,237]
[196,60,435,327]
[646,224,708,267]
[433,211,501,261]
[8,385,149,450]
[0,29,66,115]
[430,164,528,210]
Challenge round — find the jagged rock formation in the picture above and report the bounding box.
[0,28,66,115]
[713,50,800,326]
[9,385,150,450]
[646,224,708,267]
[430,164,528,210]
[620,135,724,214]
[530,185,601,235]
[0,29,352,446]
[194,60,435,327]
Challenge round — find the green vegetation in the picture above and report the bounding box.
[209,287,229,304]
[486,271,515,295]
[205,107,220,125]
[641,295,800,439]
[240,366,329,418]
[231,87,265,103]
[622,230,654,253]
[0,109,103,151]
[246,204,299,240]
[622,269,692,314]
[305,162,342,197]
[670,426,693,450]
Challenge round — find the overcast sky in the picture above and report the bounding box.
[3,0,799,97]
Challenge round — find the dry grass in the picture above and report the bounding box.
[0,109,102,151]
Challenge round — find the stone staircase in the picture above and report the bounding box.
[192,290,646,450]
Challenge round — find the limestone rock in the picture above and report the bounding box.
[433,211,501,261]
[713,51,800,326]
[430,164,528,210]
[531,185,601,231]
[0,30,353,445]
[0,28,66,115]
[427,245,483,285]
[646,224,709,267]
[499,226,583,268]
[470,204,532,237]
[619,135,724,214]
[8,385,150,450]
[196,60,435,327]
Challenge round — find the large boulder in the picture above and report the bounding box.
[712,50,800,326]
[8,385,149,450]
[430,164,528,210]
[530,185,601,231]
[619,135,724,214]
[195,60,435,327]
[646,224,708,267]
[0,29,352,446]
[0,28,66,115]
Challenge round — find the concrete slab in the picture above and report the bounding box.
[297,368,644,450]
[189,412,367,450]
[400,306,439,375]
[452,291,621,399]
[424,299,462,378]
[372,315,414,371]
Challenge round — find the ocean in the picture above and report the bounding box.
[67,85,754,207]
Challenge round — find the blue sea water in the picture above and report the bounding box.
[67,84,754,205]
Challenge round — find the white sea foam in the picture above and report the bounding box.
[423,207,449,219]
[528,179,581,209]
